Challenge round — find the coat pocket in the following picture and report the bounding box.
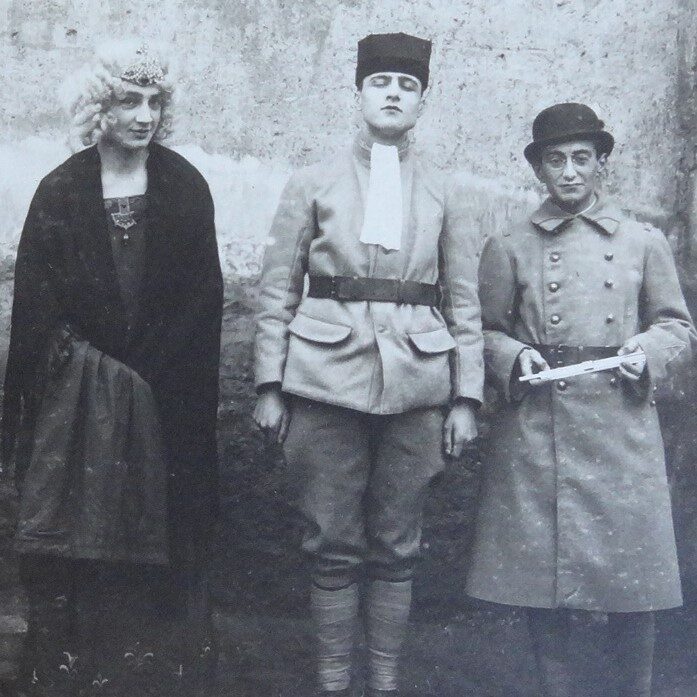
[408,327,456,354]
[288,313,352,344]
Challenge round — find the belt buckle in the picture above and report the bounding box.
[329,276,340,300]
[550,345,566,368]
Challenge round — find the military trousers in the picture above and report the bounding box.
[283,397,446,589]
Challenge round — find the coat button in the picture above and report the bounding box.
[548,282,560,292]
[606,314,615,323]
[377,325,386,333]
[557,380,568,391]
[550,314,561,325]
[609,376,618,387]
[605,252,614,261]
[550,252,560,262]
[650,399,656,406]
[604,279,614,288]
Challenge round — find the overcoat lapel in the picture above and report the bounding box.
[71,147,128,354]
[128,144,181,355]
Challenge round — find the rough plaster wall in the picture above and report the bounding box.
[0,0,688,228]
[0,0,695,679]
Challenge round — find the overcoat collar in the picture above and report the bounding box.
[530,194,623,235]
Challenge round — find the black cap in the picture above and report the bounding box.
[524,102,614,163]
[356,33,432,90]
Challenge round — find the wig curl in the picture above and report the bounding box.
[61,39,174,151]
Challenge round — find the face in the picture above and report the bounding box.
[359,72,423,142]
[103,83,163,150]
[534,139,606,213]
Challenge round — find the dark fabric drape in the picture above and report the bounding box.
[15,326,168,564]
[2,143,224,563]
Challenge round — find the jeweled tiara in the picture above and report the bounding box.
[120,45,165,86]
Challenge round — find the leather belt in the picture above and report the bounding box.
[308,275,439,306]
[531,344,620,368]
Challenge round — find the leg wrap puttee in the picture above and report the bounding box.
[311,582,359,692]
[366,579,412,692]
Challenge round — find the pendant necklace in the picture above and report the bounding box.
[111,197,136,243]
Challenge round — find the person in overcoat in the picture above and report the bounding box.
[1,40,223,696]
[254,33,484,697]
[465,102,696,697]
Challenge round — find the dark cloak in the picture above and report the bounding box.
[1,143,224,565]
[15,325,169,564]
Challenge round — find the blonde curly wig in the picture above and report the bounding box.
[62,39,174,151]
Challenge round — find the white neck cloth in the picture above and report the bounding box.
[359,142,402,251]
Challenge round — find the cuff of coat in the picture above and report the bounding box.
[253,352,287,392]
[484,336,531,403]
[451,345,484,406]
[451,394,482,410]
[256,381,283,396]
[452,370,484,407]
[628,331,688,399]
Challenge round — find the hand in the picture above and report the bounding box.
[617,338,646,382]
[443,402,478,458]
[253,385,290,444]
[518,347,550,377]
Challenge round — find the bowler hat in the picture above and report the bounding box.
[524,103,614,163]
[356,33,432,90]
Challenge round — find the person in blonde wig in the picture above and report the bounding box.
[3,39,223,696]
[63,39,175,150]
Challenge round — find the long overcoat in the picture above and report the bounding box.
[466,196,696,612]
[254,136,484,415]
[1,143,223,563]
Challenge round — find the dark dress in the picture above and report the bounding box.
[105,194,147,334]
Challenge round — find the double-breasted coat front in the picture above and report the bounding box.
[466,196,696,612]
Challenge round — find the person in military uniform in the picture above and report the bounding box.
[466,102,696,697]
[254,32,484,697]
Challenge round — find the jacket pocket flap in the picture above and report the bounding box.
[288,314,352,344]
[408,328,456,354]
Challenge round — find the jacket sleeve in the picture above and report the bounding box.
[632,226,696,392]
[1,181,62,466]
[254,169,315,390]
[479,233,531,402]
[439,182,485,405]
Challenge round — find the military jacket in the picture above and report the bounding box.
[254,136,484,414]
